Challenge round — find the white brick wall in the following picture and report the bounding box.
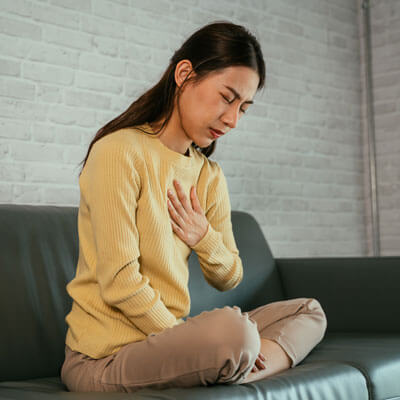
[0,0,377,257]
[368,0,399,256]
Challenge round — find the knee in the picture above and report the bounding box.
[306,297,328,334]
[206,306,260,356]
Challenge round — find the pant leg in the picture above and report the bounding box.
[245,297,328,369]
[61,305,261,393]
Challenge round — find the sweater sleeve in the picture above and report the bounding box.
[191,163,243,291]
[86,139,179,335]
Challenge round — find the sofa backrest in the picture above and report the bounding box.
[0,204,284,381]
[0,205,79,382]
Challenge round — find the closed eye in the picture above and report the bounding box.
[221,95,247,114]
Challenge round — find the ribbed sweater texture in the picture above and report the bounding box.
[65,123,243,359]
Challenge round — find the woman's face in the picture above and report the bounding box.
[176,61,260,148]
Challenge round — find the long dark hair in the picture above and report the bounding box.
[78,20,266,177]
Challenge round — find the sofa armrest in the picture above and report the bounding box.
[275,256,400,333]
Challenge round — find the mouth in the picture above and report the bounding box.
[210,128,224,139]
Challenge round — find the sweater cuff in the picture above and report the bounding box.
[133,295,178,335]
[191,223,221,256]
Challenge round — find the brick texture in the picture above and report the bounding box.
[0,0,396,257]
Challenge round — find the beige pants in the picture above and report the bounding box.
[61,297,327,393]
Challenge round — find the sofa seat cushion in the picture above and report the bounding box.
[300,332,400,400]
[0,361,368,400]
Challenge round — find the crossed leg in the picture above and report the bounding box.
[238,297,327,384]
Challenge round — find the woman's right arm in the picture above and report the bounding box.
[85,139,178,335]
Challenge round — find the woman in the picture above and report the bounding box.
[61,20,328,393]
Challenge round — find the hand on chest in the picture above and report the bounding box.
[165,179,210,248]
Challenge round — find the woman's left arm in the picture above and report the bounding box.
[192,165,243,291]
[168,164,243,292]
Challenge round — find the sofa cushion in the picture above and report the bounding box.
[0,361,368,400]
[0,332,377,399]
[300,332,400,400]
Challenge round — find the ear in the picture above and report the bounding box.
[175,59,196,88]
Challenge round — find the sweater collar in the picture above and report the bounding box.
[142,122,196,167]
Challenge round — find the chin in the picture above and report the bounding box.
[202,138,214,147]
[193,137,211,148]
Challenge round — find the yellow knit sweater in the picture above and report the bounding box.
[65,122,243,359]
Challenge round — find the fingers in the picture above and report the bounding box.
[168,180,204,215]
[251,353,267,373]
[171,180,191,215]
[167,197,185,224]
[168,190,188,221]
[169,215,184,236]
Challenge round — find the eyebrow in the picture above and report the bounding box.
[223,85,254,104]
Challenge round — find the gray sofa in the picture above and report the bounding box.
[0,204,399,400]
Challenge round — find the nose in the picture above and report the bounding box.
[221,105,241,130]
